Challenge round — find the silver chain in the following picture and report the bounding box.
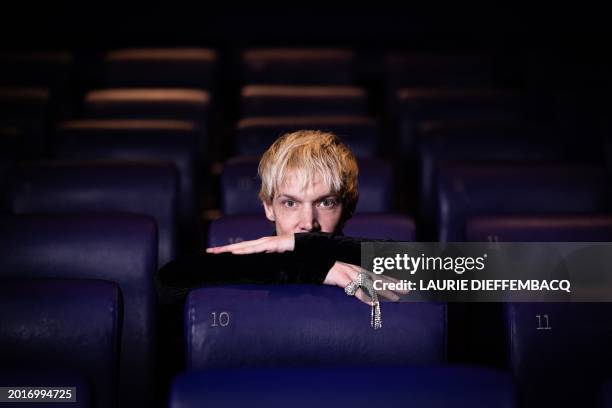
[356,272,382,330]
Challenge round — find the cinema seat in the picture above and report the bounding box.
[356,158,394,213]
[466,215,612,407]
[5,160,178,266]
[220,156,394,215]
[0,279,121,408]
[442,168,608,366]
[241,85,368,117]
[343,213,416,241]
[505,302,612,408]
[170,366,515,408]
[56,119,199,228]
[234,116,381,157]
[207,213,416,247]
[436,163,608,242]
[104,48,217,89]
[207,214,271,247]
[186,285,446,369]
[241,48,355,85]
[84,88,210,123]
[0,214,158,408]
[418,122,567,226]
[396,88,523,155]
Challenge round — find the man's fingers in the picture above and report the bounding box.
[354,288,373,306]
[206,242,250,254]
[207,237,270,254]
[376,289,401,302]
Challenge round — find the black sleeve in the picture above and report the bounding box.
[293,232,395,266]
[155,250,336,307]
[155,233,395,307]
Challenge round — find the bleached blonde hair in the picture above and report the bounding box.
[258,130,359,219]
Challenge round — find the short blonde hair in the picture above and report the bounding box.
[258,130,359,218]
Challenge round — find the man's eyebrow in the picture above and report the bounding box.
[277,194,301,201]
[314,194,338,201]
[277,193,337,201]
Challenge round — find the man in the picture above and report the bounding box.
[157,130,403,307]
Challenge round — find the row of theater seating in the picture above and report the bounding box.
[2,49,607,246]
[0,49,522,89]
[3,279,612,406]
[2,48,593,163]
[3,214,612,407]
[3,158,610,262]
[1,81,576,160]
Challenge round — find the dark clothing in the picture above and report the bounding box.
[155,232,368,307]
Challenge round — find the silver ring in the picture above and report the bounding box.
[344,281,358,296]
[355,272,366,286]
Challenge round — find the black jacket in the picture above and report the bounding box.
[155,232,368,307]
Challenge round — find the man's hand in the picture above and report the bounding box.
[206,234,295,255]
[323,261,408,305]
[207,236,408,306]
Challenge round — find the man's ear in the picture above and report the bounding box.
[263,200,275,222]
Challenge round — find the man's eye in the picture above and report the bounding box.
[283,200,297,208]
[319,198,337,208]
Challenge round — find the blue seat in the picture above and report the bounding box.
[170,366,515,408]
[207,213,416,247]
[0,214,158,408]
[418,122,567,225]
[437,162,608,241]
[186,285,446,369]
[467,216,612,407]
[505,302,612,408]
[343,213,415,240]
[396,88,523,156]
[241,48,355,85]
[241,85,368,117]
[0,278,121,408]
[234,116,380,157]
[220,156,263,215]
[220,156,393,215]
[56,119,199,228]
[5,161,178,266]
[104,48,216,89]
[356,158,393,213]
[208,214,272,247]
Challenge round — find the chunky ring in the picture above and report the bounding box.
[344,281,359,296]
[345,272,368,296]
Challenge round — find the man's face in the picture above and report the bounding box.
[263,173,344,235]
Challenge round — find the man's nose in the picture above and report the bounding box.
[299,205,320,232]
